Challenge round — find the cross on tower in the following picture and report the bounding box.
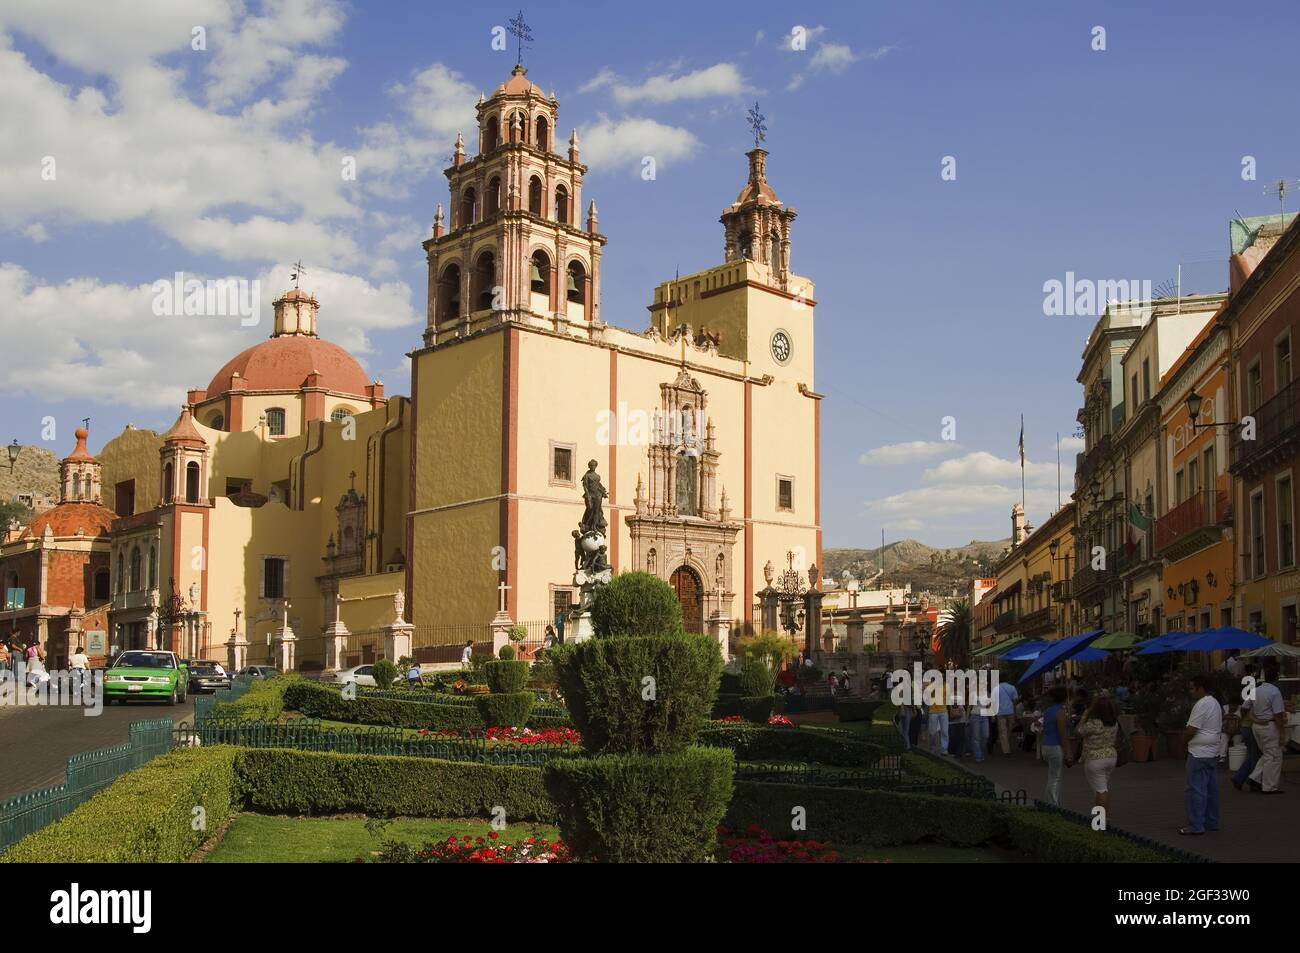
[290,260,306,289]
[746,101,767,148]
[497,579,511,614]
[508,10,533,65]
[348,470,357,491]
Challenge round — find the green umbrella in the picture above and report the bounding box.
[1090,631,1140,651]
[973,636,1028,658]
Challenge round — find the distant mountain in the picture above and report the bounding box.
[823,538,1009,596]
[0,445,60,525]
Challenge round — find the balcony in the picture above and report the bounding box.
[111,588,157,612]
[1072,564,1117,601]
[1076,434,1112,485]
[1232,377,1300,477]
[1155,489,1230,561]
[992,609,1019,633]
[1016,606,1054,635]
[1051,579,1072,602]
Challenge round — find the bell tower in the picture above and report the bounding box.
[422,64,607,346]
[720,147,797,291]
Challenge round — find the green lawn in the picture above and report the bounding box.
[205,814,561,863]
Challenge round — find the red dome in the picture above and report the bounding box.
[21,502,116,540]
[206,336,371,397]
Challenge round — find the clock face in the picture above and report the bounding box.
[770,329,792,364]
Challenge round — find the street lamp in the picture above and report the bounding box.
[6,439,18,470]
[1185,390,1242,431]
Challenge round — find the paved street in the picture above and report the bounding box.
[966,747,1299,863]
[0,694,197,801]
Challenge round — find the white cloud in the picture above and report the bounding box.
[859,440,959,465]
[922,451,1064,487]
[785,26,895,92]
[1056,435,1086,452]
[204,0,348,108]
[0,263,416,410]
[579,63,749,104]
[862,484,1064,532]
[810,43,857,73]
[578,116,699,174]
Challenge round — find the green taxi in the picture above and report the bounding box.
[104,650,189,705]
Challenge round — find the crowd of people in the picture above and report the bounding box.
[891,658,1291,837]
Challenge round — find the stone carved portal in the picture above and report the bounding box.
[628,369,739,627]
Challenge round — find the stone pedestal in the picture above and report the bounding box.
[708,611,732,662]
[384,621,414,663]
[570,610,595,643]
[759,588,780,633]
[846,612,865,654]
[272,626,297,672]
[226,632,249,673]
[490,612,513,656]
[803,589,824,657]
[323,622,349,671]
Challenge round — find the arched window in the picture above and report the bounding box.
[485,176,501,216]
[148,545,157,589]
[474,251,497,311]
[511,110,527,143]
[460,188,476,228]
[208,413,224,431]
[738,230,753,260]
[566,260,586,305]
[129,546,142,591]
[330,406,356,423]
[535,115,549,151]
[439,264,461,322]
[162,462,173,503]
[528,176,543,216]
[554,184,569,224]
[484,115,500,151]
[266,408,286,436]
[73,473,82,500]
[185,461,200,503]
[530,250,551,295]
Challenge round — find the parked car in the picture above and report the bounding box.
[322,664,377,688]
[187,661,232,694]
[236,666,279,679]
[104,650,189,705]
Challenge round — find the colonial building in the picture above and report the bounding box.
[979,501,1076,653]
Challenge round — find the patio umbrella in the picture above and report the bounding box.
[973,636,1027,658]
[1241,642,1300,659]
[1171,627,1272,653]
[1090,630,1140,651]
[1002,639,1051,661]
[1072,646,1110,662]
[1017,629,1105,684]
[1134,631,1191,655]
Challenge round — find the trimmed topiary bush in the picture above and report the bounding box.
[284,680,484,730]
[372,659,399,690]
[590,571,684,639]
[698,723,889,766]
[498,644,516,660]
[476,691,535,728]
[551,633,722,754]
[544,746,734,862]
[738,658,773,697]
[485,659,529,694]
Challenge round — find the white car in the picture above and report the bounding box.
[327,664,377,688]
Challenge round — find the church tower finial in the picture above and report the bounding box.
[719,122,796,290]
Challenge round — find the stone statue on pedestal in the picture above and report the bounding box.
[572,462,613,622]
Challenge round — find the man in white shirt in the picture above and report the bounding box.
[995,678,1020,756]
[461,640,474,668]
[69,644,89,670]
[1181,674,1223,835]
[1247,662,1288,794]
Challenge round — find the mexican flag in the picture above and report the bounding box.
[1128,502,1152,531]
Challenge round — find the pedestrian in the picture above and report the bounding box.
[543,624,556,649]
[898,699,913,752]
[553,609,566,644]
[948,701,968,758]
[1246,662,1287,795]
[461,639,474,668]
[826,670,838,697]
[1076,694,1120,815]
[0,640,8,672]
[405,661,422,689]
[23,639,47,687]
[69,643,89,690]
[1224,650,1245,681]
[1041,686,1070,807]
[838,667,850,695]
[968,676,990,763]
[995,677,1020,756]
[1181,673,1224,835]
[927,680,949,756]
[1232,669,1261,791]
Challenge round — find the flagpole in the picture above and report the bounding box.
[1019,415,1026,514]
[1056,431,1061,511]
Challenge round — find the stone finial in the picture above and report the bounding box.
[433,204,444,238]
[763,559,774,587]
[454,132,465,167]
[587,199,598,232]
[569,128,580,162]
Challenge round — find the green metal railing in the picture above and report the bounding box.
[0,719,174,855]
[175,717,576,766]
[193,674,255,722]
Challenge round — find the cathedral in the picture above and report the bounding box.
[1,63,822,669]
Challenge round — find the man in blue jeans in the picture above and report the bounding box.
[1182,674,1223,835]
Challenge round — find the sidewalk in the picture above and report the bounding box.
[965,747,1297,863]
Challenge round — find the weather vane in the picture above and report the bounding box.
[746,100,767,148]
[508,10,533,65]
[290,259,306,289]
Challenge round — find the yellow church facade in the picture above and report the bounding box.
[68,63,821,670]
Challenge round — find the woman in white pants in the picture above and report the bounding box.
[1075,695,1121,815]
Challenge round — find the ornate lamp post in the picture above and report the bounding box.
[6,439,19,471]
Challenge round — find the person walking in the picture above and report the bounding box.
[1232,670,1261,791]
[927,680,949,756]
[948,700,968,758]
[995,677,1020,756]
[542,624,556,649]
[460,639,474,669]
[1246,662,1287,795]
[69,643,89,691]
[1076,695,1120,815]
[1041,686,1070,807]
[0,640,9,673]
[898,699,913,752]
[405,661,422,689]
[1182,674,1224,834]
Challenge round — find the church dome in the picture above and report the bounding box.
[494,64,545,98]
[206,336,372,397]
[21,502,115,540]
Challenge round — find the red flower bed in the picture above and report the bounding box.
[377,833,570,863]
[416,726,582,745]
[767,714,794,726]
[717,824,842,864]
[718,715,744,723]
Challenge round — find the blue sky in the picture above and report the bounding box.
[1,0,1297,548]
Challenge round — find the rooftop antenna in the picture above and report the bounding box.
[289,260,306,290]
[746,101,767,148]
[508,10,533,66]
[1264,179,1300,224]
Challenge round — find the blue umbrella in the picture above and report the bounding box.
[1017,629,1105,685]
[1163,627,1271,654]
[1134,631,1191,655]
[1072,647,1110,662]
[1002,639,1051,661]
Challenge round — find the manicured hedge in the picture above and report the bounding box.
[835,699,886,723]
[208,676,291,721]
[698,723,889,767]
[551,633,723,755]
[544,746,733,862]
[1,747,241,864]
[589,571,685,639]
[284,680,485,730]
[725,781,1178,861]
[236,748,557,823]
[476,691,535,728]
[485,659,530,694]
